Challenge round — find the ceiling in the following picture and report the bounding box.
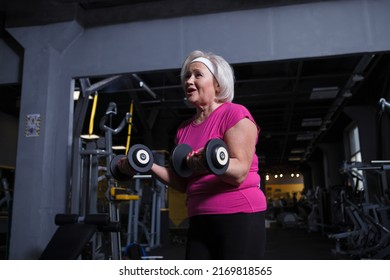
[1,0,390,174]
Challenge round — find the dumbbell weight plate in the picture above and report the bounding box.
[110,154,133,181]
[171,143,193,178]
[204,138,229,175]
[127,144,154,173]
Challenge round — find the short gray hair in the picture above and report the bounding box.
[180,50,235,103]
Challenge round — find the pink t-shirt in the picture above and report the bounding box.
[176,102,267,217]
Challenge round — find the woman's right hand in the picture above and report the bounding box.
[117,157,136,177]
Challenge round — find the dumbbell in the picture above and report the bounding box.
[110,144,154,181]
[171,138,229,178]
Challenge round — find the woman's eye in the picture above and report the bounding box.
[184,71,203,80]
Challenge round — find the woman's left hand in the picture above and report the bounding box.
[186,148,209,175]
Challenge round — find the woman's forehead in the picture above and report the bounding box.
[187,62,212,74]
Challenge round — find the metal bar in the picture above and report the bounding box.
[132,74,157,99]
[85,75,123,94]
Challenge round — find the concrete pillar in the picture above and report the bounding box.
[7,21,83,259]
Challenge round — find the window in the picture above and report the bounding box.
[347,125,363,191]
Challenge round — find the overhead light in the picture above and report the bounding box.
[291,148,305,154]
[301,118,322,127]
[288,156,302,161]
[310,86,339,100]
[296,134,314,141]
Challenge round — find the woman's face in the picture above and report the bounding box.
[184,62,219,107]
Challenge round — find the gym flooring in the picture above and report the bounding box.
[150,221,342,260]
[0,219,345,260]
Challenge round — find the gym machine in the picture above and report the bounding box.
[40,213,118,260]
[41,99,129,259]
[327,185,390,259]
[0,177,12,259]
[40,76,136,259]
[0,178,12,212]
[328,98,390,259]
[124,173,165,256]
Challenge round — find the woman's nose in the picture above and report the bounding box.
[186,74,194,84]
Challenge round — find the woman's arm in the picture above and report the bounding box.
[117,157,188,193]
[219,117,258,185]
[150,163,187,193]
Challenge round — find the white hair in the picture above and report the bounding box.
[180,50,235,102]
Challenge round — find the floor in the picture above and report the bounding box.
[0,217,362,260]
[148,221,342,260]
[264,224,338,260]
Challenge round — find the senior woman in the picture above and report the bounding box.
[119,50,267,259]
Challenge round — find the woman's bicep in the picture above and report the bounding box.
[221,118,258,184]
[224,118,258,160]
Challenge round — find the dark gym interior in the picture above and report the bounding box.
[1,0,390,260]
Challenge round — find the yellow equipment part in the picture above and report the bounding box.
[110,187,139,201]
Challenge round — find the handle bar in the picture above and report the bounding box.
[99,102,130,135]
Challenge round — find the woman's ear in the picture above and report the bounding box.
[215,82,221,94]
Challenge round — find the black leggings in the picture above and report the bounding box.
[185,211,266,260]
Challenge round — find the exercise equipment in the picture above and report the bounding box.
[66,78,166,260]
[125,100,134,154]
[125,174,165,254]
[40,214,119,260]
[68,94,131,259]
[171,138,229,177]
[378,98,390,118]
[88,91,99,136]
[0,178,11,210]
[327,189,390,259]
[327,97,390,259]
[65,77,168,260]
[110,144,154,181]
[0,177,12,259]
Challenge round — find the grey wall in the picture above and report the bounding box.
[0,38,21,85]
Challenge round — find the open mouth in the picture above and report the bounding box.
[186,87,197,96]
